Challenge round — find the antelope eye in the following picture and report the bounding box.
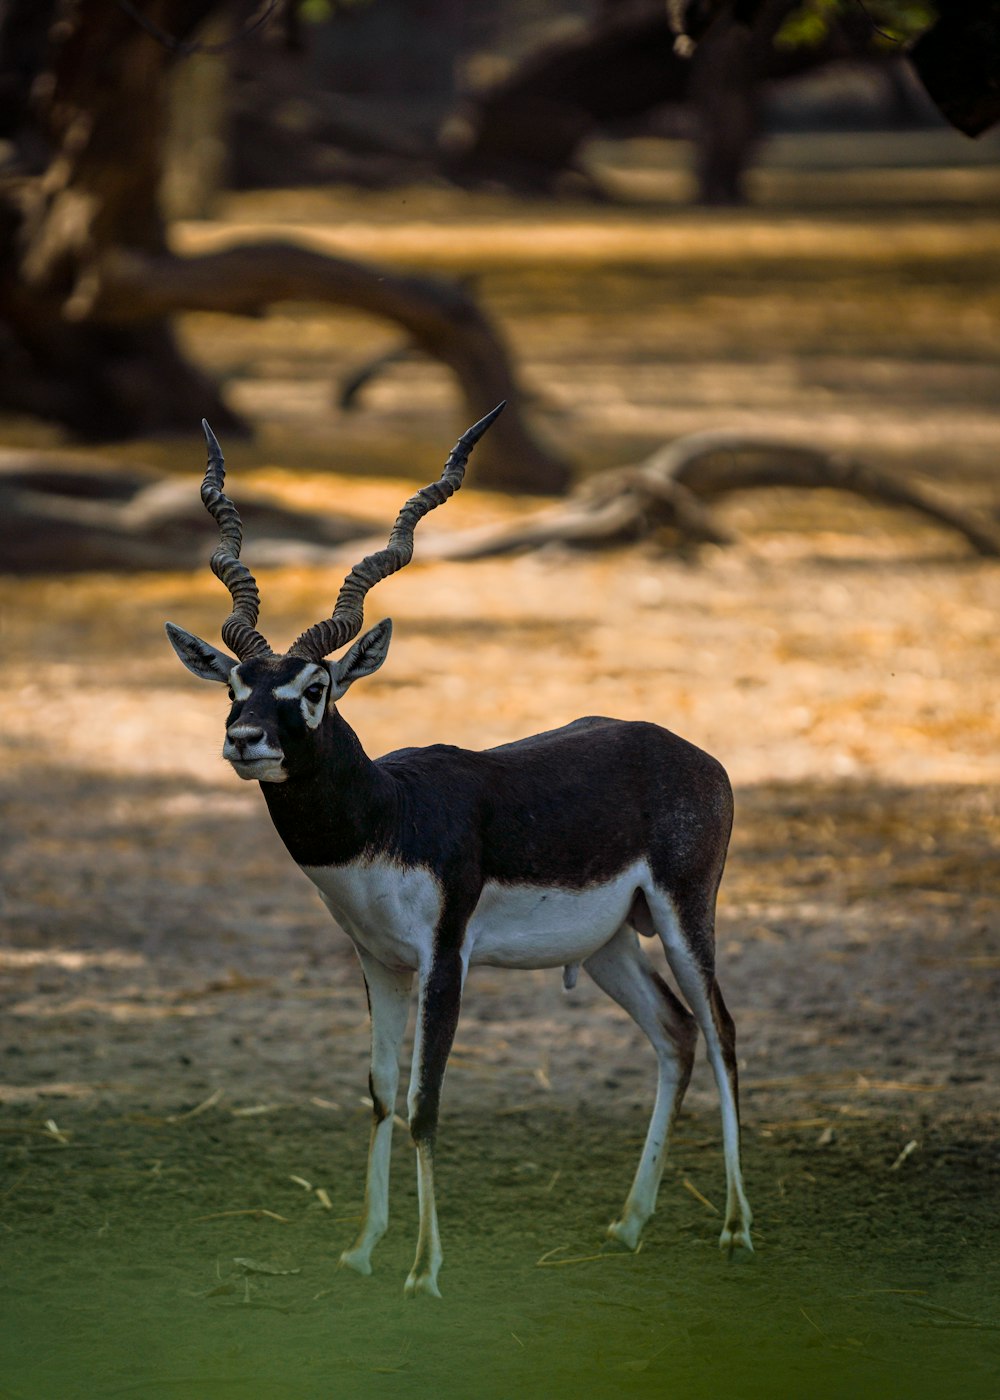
[304,683,325,704]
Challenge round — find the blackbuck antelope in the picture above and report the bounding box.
[166,405,753,1297]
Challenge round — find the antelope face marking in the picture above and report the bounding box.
[223,656,332,783]
[165,617,393,784]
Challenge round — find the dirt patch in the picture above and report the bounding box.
[2,182,999,1397]
[3,539,998,1399]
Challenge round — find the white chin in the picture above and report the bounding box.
[230,759,287,783]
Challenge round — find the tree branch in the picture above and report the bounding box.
[418,431,1000,559]
[81,241,571,495]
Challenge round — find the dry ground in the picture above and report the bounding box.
[1,163,999,1399]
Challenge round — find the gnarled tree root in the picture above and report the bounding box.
[416,431,1000,559]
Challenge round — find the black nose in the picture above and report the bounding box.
[232,726,265,750]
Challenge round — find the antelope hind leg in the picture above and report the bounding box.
[584,925,697,1249]
[648,890,753,1255]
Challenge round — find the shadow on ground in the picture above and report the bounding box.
[1,771,999,1398]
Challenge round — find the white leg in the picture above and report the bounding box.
[705,978,754,1254]
[647,890,753,1255]
[407,1139,443,1298]
[404,949,466,1298]
[339,950,413,1276]
[584,926,697,1249]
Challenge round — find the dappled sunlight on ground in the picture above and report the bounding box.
[4,527,998,785]
[2,172,999,1399]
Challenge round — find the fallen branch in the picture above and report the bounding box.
[0,454,376,574]
[82,242,571,495]
[417,430,1000,559]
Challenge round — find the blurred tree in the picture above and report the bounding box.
[0,0,239,433]
[444,0,905,205]
[671,0,1000,135]
[161,10,230,219]
[909,1,1000,136]
[445,0,998,205]
[0,0,569,492]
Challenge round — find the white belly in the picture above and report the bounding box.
[467,861,648,968]
[302,857,648,972]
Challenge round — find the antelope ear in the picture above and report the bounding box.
[165,622,237,684]
[329,619,393,698]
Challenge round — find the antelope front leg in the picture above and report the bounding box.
[404,948,465,1299]
[339,951,413,1277]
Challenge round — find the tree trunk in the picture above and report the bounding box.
[689,0,797,206]
[161,12,230,221]
[0,0,569,493]
[0,0,238,435]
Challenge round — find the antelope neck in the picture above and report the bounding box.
[260,709,396,868]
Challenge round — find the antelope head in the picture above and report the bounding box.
[166,405,504,783]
